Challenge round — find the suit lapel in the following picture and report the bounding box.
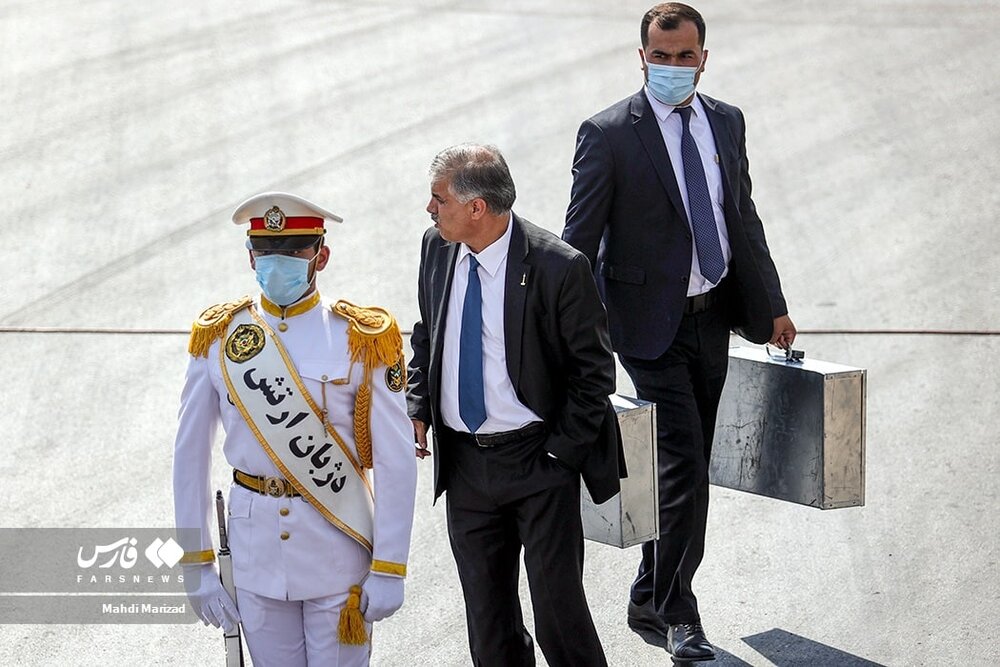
[699,94,741,217]
[503,215,530,389]
[430,239,459,380]
[631,90,690,227]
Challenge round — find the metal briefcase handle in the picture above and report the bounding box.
[766,344,805,363]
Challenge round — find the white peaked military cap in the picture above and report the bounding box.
[232,191,343,238]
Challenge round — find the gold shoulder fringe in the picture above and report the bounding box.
[332,300,403,373]
[333,300,403,470]
[188,296,254,358]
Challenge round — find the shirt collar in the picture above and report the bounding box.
[644,86,706,123]
[457,213,513,278]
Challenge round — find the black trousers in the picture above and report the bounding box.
[619,301,730,624]
[441,428,607,667]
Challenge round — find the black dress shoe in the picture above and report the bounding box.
[666,623,716,662]
[627,599,668,638]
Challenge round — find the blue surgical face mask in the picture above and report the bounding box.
[645,60,701,106]
[254,254,316,306]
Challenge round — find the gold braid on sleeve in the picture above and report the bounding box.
[354,374,373,469]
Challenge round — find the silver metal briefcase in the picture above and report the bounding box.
[710,347,867,509]
[581,395,659,548]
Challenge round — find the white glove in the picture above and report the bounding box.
[183,564,241,633]
[360,572,404,622]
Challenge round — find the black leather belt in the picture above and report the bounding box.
[445,422,546,448]
[685,289,718,315]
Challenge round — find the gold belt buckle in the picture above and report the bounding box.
[263,476,288,497]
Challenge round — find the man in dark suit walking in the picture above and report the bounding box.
[562,3,796,662]
[407,143,621,667]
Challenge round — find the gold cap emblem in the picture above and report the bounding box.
[263,206,286,231]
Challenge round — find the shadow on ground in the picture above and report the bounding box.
[743,628,887,666]
[636,625,887,665]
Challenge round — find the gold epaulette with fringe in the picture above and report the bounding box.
[333,300,404,469]
[188,296,254,358]
[332,300,402,369]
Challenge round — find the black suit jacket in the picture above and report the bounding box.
[563,90,787,360]
[407,213,625,504]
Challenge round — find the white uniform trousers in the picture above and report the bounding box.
[239,589,372,666]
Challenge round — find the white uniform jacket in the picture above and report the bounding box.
[173,293,417,600]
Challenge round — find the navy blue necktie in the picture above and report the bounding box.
[676,105,725,284]
[458,256,487,432]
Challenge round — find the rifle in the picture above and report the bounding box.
[216,490,245,667]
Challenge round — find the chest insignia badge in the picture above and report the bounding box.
[225,323,266,363]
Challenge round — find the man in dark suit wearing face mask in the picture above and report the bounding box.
[563,3,796,662]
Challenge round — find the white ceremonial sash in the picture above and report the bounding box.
[219,306,374,552]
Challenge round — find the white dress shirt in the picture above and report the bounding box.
[440,216,542,433]
[645,88,732,296]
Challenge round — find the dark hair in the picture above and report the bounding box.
[641,3,706,48]
[428,144,516,215]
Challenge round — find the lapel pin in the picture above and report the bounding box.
[714,154,720,164]
[520,273,527,286]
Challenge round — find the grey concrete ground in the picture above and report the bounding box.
[1,0,998,665]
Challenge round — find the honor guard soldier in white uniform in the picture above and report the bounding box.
[173,192,418,666]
